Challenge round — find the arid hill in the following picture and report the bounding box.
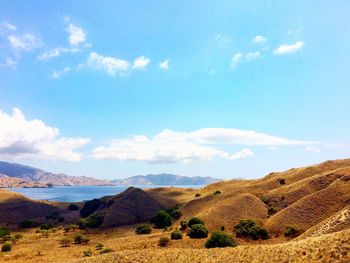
[0,158,349,263]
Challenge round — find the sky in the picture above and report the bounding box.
[0,1,350,180]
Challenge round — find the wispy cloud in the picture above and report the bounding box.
[252,35,267,43]
[132,56,150,69]
[273,41,304,55]
[214,33,232,44]
[245,51,261,61]
[305,146,321,154]
[8,33,42,51]
[159,59,169,70]
[38,47,80,61]
[92,128,318,163]
[0,108,89,161]
[50,67,71,79]
[86,52,130,76]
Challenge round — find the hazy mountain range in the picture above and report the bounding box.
[0,161,220,188]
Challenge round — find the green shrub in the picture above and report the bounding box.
[171,230,183,240]
[83,249,93,257]
[205,232,237,248]
[158,237,170,247]
[40,223,54,230]
[195,193,201,197]
[151,211,173,229]
[86,211,104,228]
[268,207,277,216]
[214,190,221,195]
[170,209,182,219]
[234,219,269,240]
[0,227,10,238]
[100,248,114,254]
[278,178,286,185]
[14,234,23,240]
[260,196,270,205]
[188,224,208,239]
[220,226,225,231]
[95,243,104,250]
[60,238,71,247]
[1,242,11,252]
[19,220,35,229]
[2,235,11,243]
[80,199,103,217]
[187,217,204,228]
[67,204,79,211]
[180,220,187,231]
[74,234,89,244]
[284,225,300,237]
[135,224,152,235]
[77,211,104,229]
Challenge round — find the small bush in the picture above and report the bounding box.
[260,196,270,204]
[67,204,79,211]
[205,232,237,248]
[278,178,286,185]
[284,225,300,238]
[234,219,269,240]
[195,193,201,197]
[1,242,11,252]
[83,249,93,257]
[171,230,183,240]
[0,227,10,238]
[135,224,152,235]
[14,234,23,240]
[2,235,11,243]
[220,226,225,231]
[100,248,114,254]
[268,207,277,216]
[214,190,221,195]
[170,209,182,220]
[180,220,187,231]
[41,230,49,238]
[158,237,170,247]
[95,243,104,250]
[188,224,208,239]
[40,223,54,230]
[19,220,35,229]
[60,238,71,247]
[187,217,204,228]
[151,211,173,229]
[74,234,89,244]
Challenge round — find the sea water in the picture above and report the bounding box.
[6,185,200,202]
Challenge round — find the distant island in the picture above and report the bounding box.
[0,161,113,187]
[0,161,221,188]
[112,173,221,186]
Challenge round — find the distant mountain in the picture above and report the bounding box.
[112,173,221,186]
[0,161,113,187]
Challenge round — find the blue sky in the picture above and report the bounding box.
[0,1,350,180]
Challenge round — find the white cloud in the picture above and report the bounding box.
[214,33,231,44]
[38,47,80,61]
[245,51,261,61]
[231,53,242,68]
[0,108,90,161]
[273,41,304,55]
[50,67,71,79]
[0,22,17,32]
[305,146,321,154]
[66,23,86,46]
[132,56,150,69]
[8,33,42,51]
[86,52,130,76]
[159,59,169,70]
[253,35,267,43]
[92,128,317,163]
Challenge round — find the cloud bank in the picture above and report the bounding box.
[92,128,318,163]
[0,108,89,161]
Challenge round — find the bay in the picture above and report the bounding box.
[7,185,201,202]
